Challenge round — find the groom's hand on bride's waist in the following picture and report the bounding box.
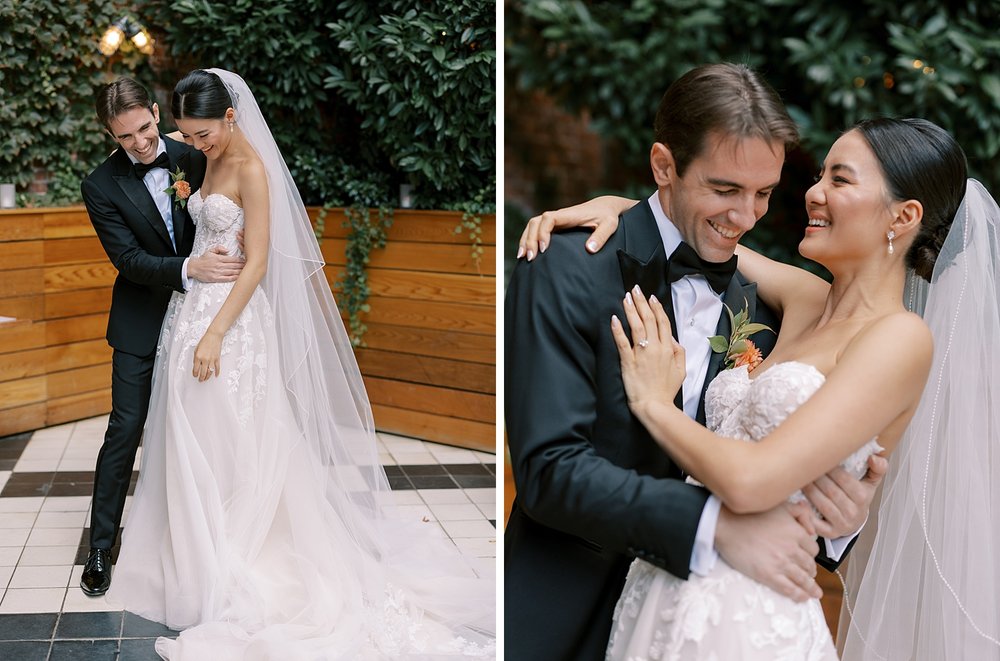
[805,454,888,540]
[188,245,245,284]
[715,502,823,602]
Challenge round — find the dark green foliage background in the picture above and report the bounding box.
[0,0,496,212]
[0,0,154,205]
[506,0,1000,267]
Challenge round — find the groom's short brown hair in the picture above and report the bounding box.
[95,77,155,130]
[655,63,799,176]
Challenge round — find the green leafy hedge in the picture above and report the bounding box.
[0,0,152,205]
[507,0,1000,265]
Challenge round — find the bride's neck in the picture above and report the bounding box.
[816,262,908,326]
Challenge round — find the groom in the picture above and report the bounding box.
[505,63,883,659]
[79,77,242,596]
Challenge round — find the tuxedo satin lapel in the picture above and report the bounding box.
[112,151,173,250]
[616,200,671,304]
[696,276,758,424]
[166,142,191,249]
[616,200,682,409]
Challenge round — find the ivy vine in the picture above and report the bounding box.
[450,176,495,273]
[337,205,394,347]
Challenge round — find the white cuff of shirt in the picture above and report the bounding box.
[823,515,867,562]
[690,494,721,576]
[181,257,192,292]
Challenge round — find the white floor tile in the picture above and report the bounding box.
[34,511,88,528]
[17,446,65,460]
[57,458,99,472]
[379,435,428,452]
[389,452,439,465]
[0,512,37,529]
[0,498,44,513]
[378,452,396,466]
[62,584,122,613]
[12,458,61,472]
[0,587,66,613]
[0,547,22,566]
[476,503,496,520]
[380,490,422,506]
[418,489,471,505]
[428,503,484,521]
[427,448,480,463]
[452,537,497,557]
[472,451,496,463]
[29,424,74,441]
[0,528,30,547]
[462,488,496,504]
[467,556,496,579]
[26,528,82,547]
[40,496,91,512]
[17,546,78,567]
[439,520,497,538]
[0,565,13,588]
[392,504,435,523]
[9,565,73,589]
[0,471,9,492]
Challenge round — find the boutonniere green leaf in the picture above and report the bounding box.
[163,166,191,208]
[709,298,774,371]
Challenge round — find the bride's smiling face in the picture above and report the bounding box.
[176,110,234,159]
[800,130,894,266]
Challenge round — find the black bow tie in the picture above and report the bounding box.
[132,152,170,179]
[667,241,738,295]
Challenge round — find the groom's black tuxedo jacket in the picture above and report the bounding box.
[82,135,206,357]
[504,199,782,661]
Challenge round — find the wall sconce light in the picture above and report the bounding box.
[99,17,154,57]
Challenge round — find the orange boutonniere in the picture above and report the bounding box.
[708,299,774,372]
[163,166,191,208]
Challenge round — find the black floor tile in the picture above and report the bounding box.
[117,638,161,661]
[0,472,56,498]
[399,464,448,476]
[408,475,458,489]
[442,464,491,476]
[50,472,96,484]
[0,640,50,661]
[0,613,58,640]
[0,460,16,472]
[55,611,123,640]
[388,476,414,490]
[383,466,405,478]
[48,483,94,497]
[48,639,118,660]
[121,613,179,638]
[452,474,495,488]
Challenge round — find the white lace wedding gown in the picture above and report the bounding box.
[108,191,494,660]
[606,361,882,661]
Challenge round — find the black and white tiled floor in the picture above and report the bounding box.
[0,415,497,660]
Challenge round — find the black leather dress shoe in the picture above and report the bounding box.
[80,548,112,596]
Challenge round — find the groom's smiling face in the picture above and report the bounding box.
[107,104,162,165]
[653,131,785,263]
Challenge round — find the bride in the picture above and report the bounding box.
[106,68,495,660]
[521,118,1000,659]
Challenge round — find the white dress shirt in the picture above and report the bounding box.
[645,192,852,575]
[125,138,191,289]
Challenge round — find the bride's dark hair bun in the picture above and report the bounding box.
[853,118,967,282]
[171,69,232,121]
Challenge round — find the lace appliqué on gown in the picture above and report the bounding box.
[109,192,494,660]
[606,361,882,661]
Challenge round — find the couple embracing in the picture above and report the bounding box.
[505,63,1000,660]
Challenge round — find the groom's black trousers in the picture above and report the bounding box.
[89,349,155,550]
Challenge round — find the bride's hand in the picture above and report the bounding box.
[611,285,685,414]
[193,330,223,381]
[518,195,636,261]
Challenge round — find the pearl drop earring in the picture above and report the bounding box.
[887,230,895,255]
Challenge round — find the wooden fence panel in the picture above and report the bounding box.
[0,207,496,453]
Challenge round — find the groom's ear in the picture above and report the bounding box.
[650,143,676,187]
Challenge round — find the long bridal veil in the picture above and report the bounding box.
[160,68,496,657]
[840,179,1000,659]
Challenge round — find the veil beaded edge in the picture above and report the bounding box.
[839,179,1000,659]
